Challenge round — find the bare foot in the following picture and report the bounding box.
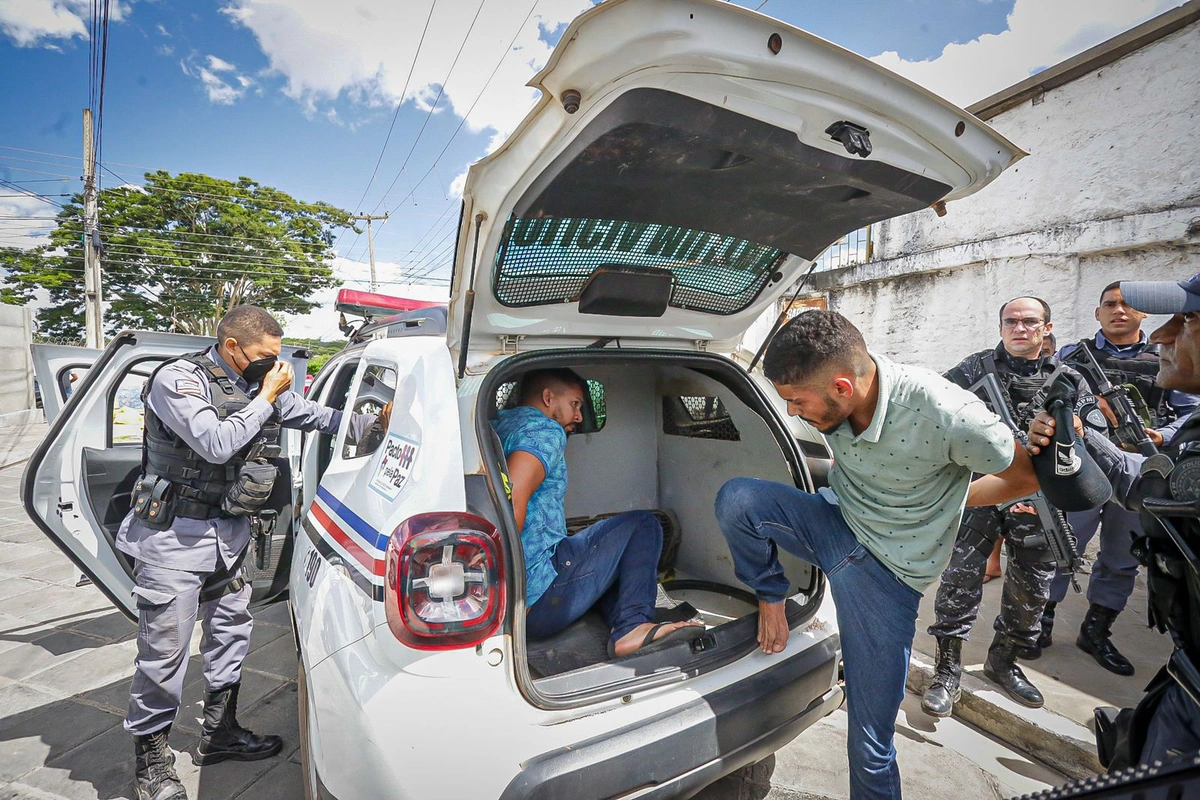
[984,539,1003,583]
[612,620,705,658]
[757,599,789,654]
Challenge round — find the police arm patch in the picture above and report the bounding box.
[174,377,205,397]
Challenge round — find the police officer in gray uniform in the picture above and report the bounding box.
[121,306,383,800]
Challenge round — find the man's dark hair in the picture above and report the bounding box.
[998,296,1052,324]
[1044,331,1057,350]
[216,305,284,345]
[518,368,586,405]
[1099,281,1121,305]
[763,310,870,386]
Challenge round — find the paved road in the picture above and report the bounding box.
[0,447,1065,799]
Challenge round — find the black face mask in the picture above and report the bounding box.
[238,345,277,385]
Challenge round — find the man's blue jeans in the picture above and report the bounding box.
[716,478,921,800]
[526,511,662,644]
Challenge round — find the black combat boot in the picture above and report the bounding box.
[1017,601,1056,660]
[134,727,187,800]
[1077,603,1135,676]
[194,682,284,766]
[921,636,963,717]
[984,633,1044,708]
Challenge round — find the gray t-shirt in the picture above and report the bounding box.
[825,353,1015,592]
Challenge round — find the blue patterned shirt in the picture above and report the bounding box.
[492,406,568,606]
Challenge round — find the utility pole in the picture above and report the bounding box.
[351,212,388,293]
[82,108,104,349]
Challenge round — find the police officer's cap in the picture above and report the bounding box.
[1120,274,1200,315]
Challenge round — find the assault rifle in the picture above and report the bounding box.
[969,372,1083,592]
[1062,344,1158,456]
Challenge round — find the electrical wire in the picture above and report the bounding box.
[367,0,488,216]
[384,0,539,213]
[345,1,436,217]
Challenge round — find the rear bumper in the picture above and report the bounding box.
[499,633,841,800]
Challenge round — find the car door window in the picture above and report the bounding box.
[341,363,396,460]
[110,361,164,445]
[311,358,359,482]
[58,365,90,401]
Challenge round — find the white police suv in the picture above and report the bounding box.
[23,0,1022,796]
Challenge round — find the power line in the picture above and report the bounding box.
[367,0,488,216]
[385,0,539,213]
[345,2,436,217]
[0,177,67,208]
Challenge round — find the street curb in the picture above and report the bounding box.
[908,652,1102,781]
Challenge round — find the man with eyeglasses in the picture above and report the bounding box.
[922,297,1103,716]
[1032,283,1200,676]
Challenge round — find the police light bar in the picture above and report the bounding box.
[335,289,442,319]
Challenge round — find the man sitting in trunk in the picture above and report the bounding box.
[494,368,702,657]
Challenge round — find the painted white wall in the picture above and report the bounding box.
[806,18,1200,372]
[0,304,35,416]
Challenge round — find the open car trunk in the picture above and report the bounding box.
[473,350,825,704]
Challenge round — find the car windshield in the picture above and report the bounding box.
[492,215,788,316]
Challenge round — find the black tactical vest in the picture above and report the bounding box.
[140,351,280,519]
[982,350,1060,429]
[1134,415,1200,667]
[1077,338,1169,425]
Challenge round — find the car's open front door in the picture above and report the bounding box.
[23,331,310,620]
[30,343,101,423]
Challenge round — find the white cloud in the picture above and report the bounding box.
[281,255,451,340]
[870,0,1184,107]
[0,0,128,47]
[221,0,592,140]
[206,54,236,72]
[0,194,58,250]
[181,54,255,104]
[154,22,169,37]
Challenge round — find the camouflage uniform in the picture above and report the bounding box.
[928,345,1100,650]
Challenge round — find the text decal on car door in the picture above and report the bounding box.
[369,433,420,502]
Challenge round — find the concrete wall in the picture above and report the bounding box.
[0,304,35,418]
[805,18,1200,373]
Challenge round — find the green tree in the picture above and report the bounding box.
[1,172,355,338]
[284,337,344,375]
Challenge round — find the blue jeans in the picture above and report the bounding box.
[526,511,663,643]
[716,478,921,800]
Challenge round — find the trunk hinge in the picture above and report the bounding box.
[500,335,525,355]
[457,211,488,379]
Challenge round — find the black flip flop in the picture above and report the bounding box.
[653,602,700,624]
[607,622,703,659]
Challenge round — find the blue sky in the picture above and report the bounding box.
[0,0,1181,338]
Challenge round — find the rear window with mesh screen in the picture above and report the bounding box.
[492,215,787,315]
[495,379,607,433]
[663,396,740,441]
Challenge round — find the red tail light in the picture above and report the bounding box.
[384,512,506,650]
